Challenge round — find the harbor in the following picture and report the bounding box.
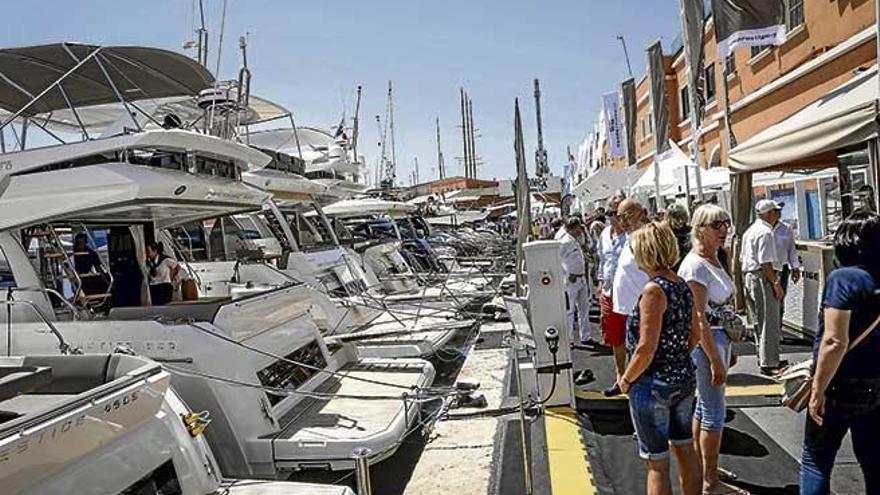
[1,1,880,494]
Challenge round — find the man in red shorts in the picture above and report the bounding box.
[596,195,627,379]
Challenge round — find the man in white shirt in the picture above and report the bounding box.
[607,198,649,396]
[597,196,628,378]
[740,199,787,374]
[773,218,801,321]
[611,198,649,317]
[560,217,592,346]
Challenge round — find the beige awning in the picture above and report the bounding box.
[728,67,878,174]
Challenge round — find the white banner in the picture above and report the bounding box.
[717,25,786,58]
[602,92,624,160]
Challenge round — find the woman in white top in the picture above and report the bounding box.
[146,241,179,306]
[677,205,747,495]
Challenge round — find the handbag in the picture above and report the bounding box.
[707,300,750,343]
[777,311,880,412]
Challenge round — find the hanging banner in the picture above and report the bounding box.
[712,0,786,58]
[621,78,637,166]
[681,0,706,124]
[602,91,624,160]
[646,41,671,156]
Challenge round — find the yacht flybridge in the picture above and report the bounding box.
[0,353,352,495]
[0,43,439,482]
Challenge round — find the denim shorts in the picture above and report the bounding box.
[628,375,696,460]
[692,328,730,432]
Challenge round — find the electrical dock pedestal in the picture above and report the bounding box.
[522,240,575,409]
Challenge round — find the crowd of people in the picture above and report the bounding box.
[535,194,879,495]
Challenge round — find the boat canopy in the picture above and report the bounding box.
[728,66,879,174]
[0,43,214,116]
[6,94,292,135]
[0,163,269,231]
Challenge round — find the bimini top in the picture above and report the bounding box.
[9,94,292,135]
[317,198,417,219]
[0,42,214,116]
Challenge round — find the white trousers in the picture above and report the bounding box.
[565,278,591,343]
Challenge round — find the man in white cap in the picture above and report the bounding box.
[741,199,788,375]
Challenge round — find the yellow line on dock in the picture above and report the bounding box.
[544,406,598,495]
[575,383,784,401]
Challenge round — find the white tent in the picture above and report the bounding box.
[728,66,878,173]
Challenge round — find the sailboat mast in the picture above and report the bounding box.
[387,81,396,186]
[534,78,548,177]
[436,117,445,180]
[352,85,362,169]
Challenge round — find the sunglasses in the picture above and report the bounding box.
[705,219,731,230]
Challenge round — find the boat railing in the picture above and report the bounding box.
[2,289,82,356]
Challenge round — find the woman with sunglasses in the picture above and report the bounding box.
[677,205,747,495]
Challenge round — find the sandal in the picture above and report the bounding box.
[703,485,750,495]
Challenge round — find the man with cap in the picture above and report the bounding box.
[741,199,788,375]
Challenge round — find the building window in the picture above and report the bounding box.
[704,63,716,104]
[724,53,736,76]
[679,86,690,122]
[786,0,804,32]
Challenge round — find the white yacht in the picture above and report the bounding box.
[246,127,368,197]
[0,352,352,495]
[0,43,437,479]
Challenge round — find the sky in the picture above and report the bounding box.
[4,0,681,183]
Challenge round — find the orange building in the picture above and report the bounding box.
[584,0,877,238]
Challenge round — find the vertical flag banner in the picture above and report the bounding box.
[682,0,706,124]
[712,0,786,58]
[646,40,671,156]
[621,78,637,166]
[602,91,625,160]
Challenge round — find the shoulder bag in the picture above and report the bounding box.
[778,311,880,412]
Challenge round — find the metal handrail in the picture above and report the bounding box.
[8,286,81,319]
[1,297,81,356]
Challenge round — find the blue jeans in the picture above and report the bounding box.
[692,328,730,432]
[628,375,696,460]
[800,377,880,494]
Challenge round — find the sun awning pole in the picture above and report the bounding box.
[93,55,142,132]
[0,47,103,133]
[56,84,90,140]
[288,114,304,161]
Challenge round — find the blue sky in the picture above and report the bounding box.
[4,0,681,182]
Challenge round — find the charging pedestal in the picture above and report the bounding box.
[523,240,575,409]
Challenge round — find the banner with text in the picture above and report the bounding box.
[602,91,624,160]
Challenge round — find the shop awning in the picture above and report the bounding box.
[728,66,879,174]
[573,166,644,203]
